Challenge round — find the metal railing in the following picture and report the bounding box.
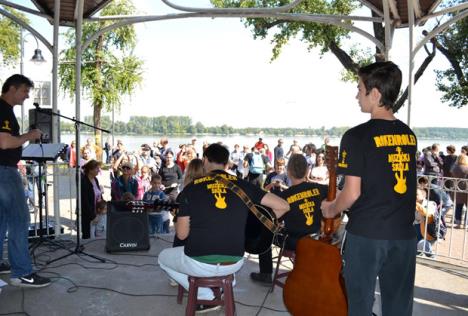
[417,175,468,266]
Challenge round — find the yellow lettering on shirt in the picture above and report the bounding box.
[286,188,320,204]
[373,134,416,148]
[389,146,410,194]
[299,199,315,226]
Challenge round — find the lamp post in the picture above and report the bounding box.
[20,28,46,133]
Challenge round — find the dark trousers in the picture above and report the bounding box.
[247,172,263,187]
[342,232,416,316]
[454,203,466,223]
[258,234,298,274]
[81,216,91,239]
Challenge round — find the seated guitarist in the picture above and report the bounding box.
[158,143,289,313]
[251,154,328,285]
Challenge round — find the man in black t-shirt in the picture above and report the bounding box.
[251,154,328,284]
[321,62,417,316]
[158,143,289,313]
[0,74,50,288]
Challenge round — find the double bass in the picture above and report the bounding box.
[283,145,347,316]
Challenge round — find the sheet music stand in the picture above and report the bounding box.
[22,143,67,260]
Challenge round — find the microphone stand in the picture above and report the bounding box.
[32,104,110,264]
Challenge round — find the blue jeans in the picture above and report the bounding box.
[148,214,163,235]
[342,232,416,316]
[0,166,33,278]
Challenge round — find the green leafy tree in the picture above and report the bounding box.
[432,0,467,108]
[58,0,143,158]
[0,7,29,68]
[211,0,440,112]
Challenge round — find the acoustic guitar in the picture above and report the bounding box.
[212,174,281,255]
[244,204,280,254]
[416,202,435,241]
[283,145,347,316]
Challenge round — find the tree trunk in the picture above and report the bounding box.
[393,42,436,113]
[94,33,104,162]
[93,101,103,161]
[328,40,359,74]
[372,12,386,62]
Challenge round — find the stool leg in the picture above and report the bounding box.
[271,249,284,293]
[177,285,184,304]
[223,279,235,316]
[186,278,198,316]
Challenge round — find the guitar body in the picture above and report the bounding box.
[283,145,348,315]
[244,205,276,254]
[283,236,347,316]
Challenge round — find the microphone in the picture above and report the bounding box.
[28,124,43,144]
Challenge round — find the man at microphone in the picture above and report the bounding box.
[0,74,50,288]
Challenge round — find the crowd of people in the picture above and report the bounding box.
[1,63,467,314]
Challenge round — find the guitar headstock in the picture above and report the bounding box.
[126,200,147,213]
[325,145,338,173]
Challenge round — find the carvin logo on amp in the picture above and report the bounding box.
[119,243,137,248]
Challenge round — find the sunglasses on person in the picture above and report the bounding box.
[121,166,131,170]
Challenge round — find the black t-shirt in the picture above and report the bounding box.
[158,164,183,186]
[337,119,417,240]
[279,182,328,238]
[0,98,21,167]
[177,170,267,257]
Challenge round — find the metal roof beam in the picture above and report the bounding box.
[82,12,384,53]
[0,0,52,21]
[419,2,468,23]
[161,0,304,13]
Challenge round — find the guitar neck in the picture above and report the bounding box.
[323,145,339,238]
[111,200,179,212]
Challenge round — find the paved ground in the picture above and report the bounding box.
[2,167,465,315]
[1,232,467,316]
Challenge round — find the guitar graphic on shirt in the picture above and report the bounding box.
[392,147,408,194]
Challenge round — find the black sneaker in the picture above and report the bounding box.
[10,273,51,288]
[250,272,272,285]
[0,262,11,274]
[195,303,221,314]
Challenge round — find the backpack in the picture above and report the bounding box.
[427,209,447,240]
[249,153,265,174]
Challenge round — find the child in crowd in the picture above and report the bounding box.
[90,200,107,239]
[143,174,167,236]
[415,187,437,256]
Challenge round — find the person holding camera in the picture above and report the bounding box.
[263,158,290,195]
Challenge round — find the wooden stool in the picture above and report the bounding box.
[177,274,235,316]
[271,248,295,292]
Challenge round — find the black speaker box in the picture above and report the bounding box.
[28,108,59,143]
[106,202,150,253]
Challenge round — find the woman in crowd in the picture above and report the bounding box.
[182,158,204,189]
[173,159,205,253]
[111,161,139,201]
[158,150,183,202]
[81,160,102,239]
[309,152,329,185]
[451,151,468,228]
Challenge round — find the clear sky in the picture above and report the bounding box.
[5,0,468,129]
